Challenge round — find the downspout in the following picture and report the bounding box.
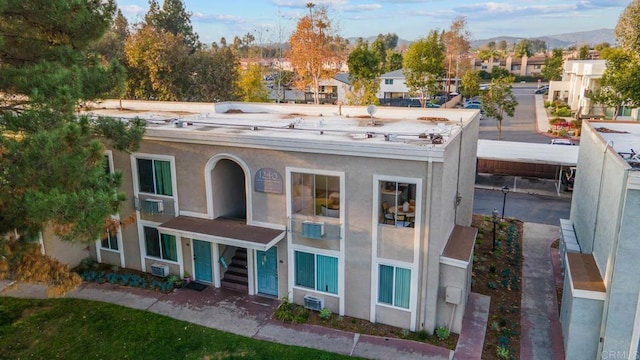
[454,119,463,224]
[420,158,434,330]
[590,140,613,253]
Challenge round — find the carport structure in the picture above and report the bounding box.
[477,139,580,196]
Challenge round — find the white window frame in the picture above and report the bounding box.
[287,168,344,220]
[370,174,422,331]
[376,262,412,310]
[293,249,339,295]
[139,222,180,264]
[96,151,125,266]
[131,153,178,200]
[291,245,341,297]
[378,180,417,227]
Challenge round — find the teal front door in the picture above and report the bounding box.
[193,240,212,283]
[256,247,278,296]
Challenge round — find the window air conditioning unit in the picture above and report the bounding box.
[150,263,169,277]
[303,295,324,311]
[144,198,164,214]
[302,221,325,239]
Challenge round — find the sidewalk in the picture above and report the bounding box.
[520,223,565,360]
[0,278,488,360]
[535,94,551,134]
[0,223,564,360]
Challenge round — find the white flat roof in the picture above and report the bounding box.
[83,100,480,161]
[589,122,640,155]
[477,139,579,166]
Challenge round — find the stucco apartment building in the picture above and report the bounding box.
[549,59,640,121]
[471,55,547,77]
[45,101,480,334]
[560,120,640,359]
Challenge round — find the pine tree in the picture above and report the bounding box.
[0,0,145,242]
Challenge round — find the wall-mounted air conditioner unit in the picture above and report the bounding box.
[302,221,325,239]
[144,198,164,214]
[150,263,169,277]
[303,294,324,311]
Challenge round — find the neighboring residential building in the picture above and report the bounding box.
[549,60,640,120]
[549,60,606,118]
[377,70,459,107]
[559,120,640,359]
[267,73,352,104]
[470,55,547,78]
[52,100,480,334]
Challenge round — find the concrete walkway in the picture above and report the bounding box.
[535,94,551,134]
[0,279,490,360]
[520,223,565,360]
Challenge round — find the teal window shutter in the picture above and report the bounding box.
[316,255,338,294]
[161,234,177,261]
[394,267,411,309]
[154,160,173,196]
[295,251,314,289]
[378,265,393,305]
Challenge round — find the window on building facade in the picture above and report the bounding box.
[294,251,338,294]
[137,158,173,196]
[143,226,177,261]
[385,79,393,85]
[379,181,416,227]
[291,172,340,218]
[378,264,410,309]
[101,228,119,251]
[100,154,120,251]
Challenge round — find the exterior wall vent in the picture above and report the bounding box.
[150,263,169,277]
[303,294,324,311]
[143,198,164,214]
[302,221,325,239]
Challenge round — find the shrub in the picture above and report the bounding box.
[319,308,332,320]
[435,326,450,341]
[496,345,510,359]
[549,117,564,125]
[293,306,309,324]
[275,297,296,322]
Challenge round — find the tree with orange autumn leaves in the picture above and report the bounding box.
[288,3,347,104]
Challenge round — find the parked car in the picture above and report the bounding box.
[549,138,573,145]
[463,102,482,109]
[535,85,549,94]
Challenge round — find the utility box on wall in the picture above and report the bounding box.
[445,286,462,305]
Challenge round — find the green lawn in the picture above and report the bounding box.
[0,297,357,360]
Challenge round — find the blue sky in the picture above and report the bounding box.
[116,0,628,45]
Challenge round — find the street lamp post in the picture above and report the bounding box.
[492,208,499,251]
[501,185,510,219]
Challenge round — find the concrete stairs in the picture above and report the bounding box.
[221,248,248,291]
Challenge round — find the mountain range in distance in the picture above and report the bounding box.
[351,28,615,50]
[469,28,615,49]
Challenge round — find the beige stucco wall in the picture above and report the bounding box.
[41,228,89,267]
[98,111,478,332]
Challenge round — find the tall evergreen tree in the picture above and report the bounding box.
[403,30,445,108]
[145,0,200,51]
[0,0,145,242]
